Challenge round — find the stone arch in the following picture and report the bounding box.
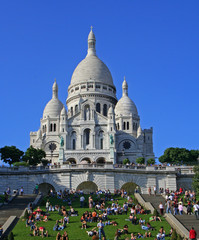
[96,157,106,164]
[81,157,91,164]
[38,183,55,195]
[65,158,77,164]
[76,181,98,194]
[121,182,140,194]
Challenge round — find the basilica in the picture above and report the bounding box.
[30,28,154,165]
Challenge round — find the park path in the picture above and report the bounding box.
[0,194,36,226]
[141,194,199,236]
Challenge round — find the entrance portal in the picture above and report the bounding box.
[76,181,98,194]
[39,183,55,195]
[121,182,140,194]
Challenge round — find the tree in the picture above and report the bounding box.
[171,229,177,240]
[13,161,29,167]
[193,165,199,195]
[23,146,46,166]
[147,158,155,165]
[136,157,145,165]
[0,146,24,166]
[123,158,130,165]
[159,147,198,165]
[8,232,14,240]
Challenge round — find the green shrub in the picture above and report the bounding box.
[23,209,29,219]
[147,158,155,165]
[8,232,14,240]
[123,158,130,165]
[13,161,29,167]
[177,234,183,240]
[171,229,177,240]
[136,157,145,164]
[153,209,159,216]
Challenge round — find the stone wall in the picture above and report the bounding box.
[0,167,188,195]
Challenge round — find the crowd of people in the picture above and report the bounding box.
[18,187,197,240]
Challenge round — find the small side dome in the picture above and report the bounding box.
[43,80,64,118]
[115,96,138,116]
[108,105,114,115]
[115,77,138,116]
[61,106,67,115]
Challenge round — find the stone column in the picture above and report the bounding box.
[166,174,177,191]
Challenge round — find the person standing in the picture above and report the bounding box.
[153,186,156,196]
[148,187,151,195]
[80,195,85,208]
[97,219,106,240]
[20,187,24,196]
[189,227,197,240]
[159,202,164,216]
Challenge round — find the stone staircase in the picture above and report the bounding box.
[0,194,36,226]
[141,194,199,236]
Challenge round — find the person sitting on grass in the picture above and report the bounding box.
[146,222,155,231]
[62,231,69,240]
[43,215,48,222]
[104,220,118,226]
[35,211,41,221]
[123,225,129,235]
[114,229,121,240]
[33,226,39,236]
[81,219,87,229]
[149,215,161,222]
[137,232,143,238]
[53,220,59,231]
[86,227,98,237]
[156,227,165,240]
[144,232,152,238]
[58,221,66,231]
[64,215,69,224]
[138,217,145,225]
[56,232,61,240]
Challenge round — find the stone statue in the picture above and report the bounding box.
[60,136,64,147]
[86,108,90,120]
[110,134,114,145]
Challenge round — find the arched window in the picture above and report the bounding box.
[75,105,78,114]
[42,125,44,133]
[133,122,135,130]
[127,122,129,130]
[84,129,90,145]
[103,104,107,116]
[54,124,56,132]
[123,122,126,130]
[44,125,46,133]
[71,131,76,150]
[99,131,104,149]
[100,139,103,149]
[50,124,53,132]
[71,107,73,116]
[72,139,76,150]
[96,103,101,113]
[135,123,138,131]
[117,123,120,130]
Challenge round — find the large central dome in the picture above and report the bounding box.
[69,28,115,88]
[70,55,114,86]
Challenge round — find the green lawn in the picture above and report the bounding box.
[12,194,172,240]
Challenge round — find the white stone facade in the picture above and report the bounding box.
[30,29,154,164]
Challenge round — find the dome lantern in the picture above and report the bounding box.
[122,76,128,96]
[52,79,58,99]
[87,26,96,56]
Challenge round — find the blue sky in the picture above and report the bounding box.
[0,0,199,160]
